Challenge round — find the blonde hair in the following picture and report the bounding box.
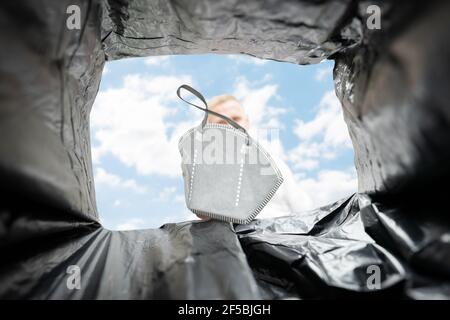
[208,94,239,110]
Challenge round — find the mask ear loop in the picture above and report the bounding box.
[177,84,250,145]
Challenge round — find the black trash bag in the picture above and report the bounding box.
[236,194,450,299]
[1,0,450,299]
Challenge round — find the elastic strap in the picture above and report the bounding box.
[176,84,249,136]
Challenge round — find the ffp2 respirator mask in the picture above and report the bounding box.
[177,85,283,224]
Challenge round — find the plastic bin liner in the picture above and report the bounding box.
[2,190,449,299]
[1,0,450,299]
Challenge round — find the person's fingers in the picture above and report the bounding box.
[197,214,210,221]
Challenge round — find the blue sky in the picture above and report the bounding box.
[91,54,356,230]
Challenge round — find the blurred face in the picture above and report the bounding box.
[207,99,249,130]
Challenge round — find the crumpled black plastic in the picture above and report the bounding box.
[1,0,449,299]
[236,194,450,299]
[2,190,448,299]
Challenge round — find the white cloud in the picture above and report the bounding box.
[158,186,177,201]
[94,167,147,193]
[91,73,199,177]
[91,146,101,164]
[174,194,185,203]
[226,54,268,65]
[315,65,333,82]
[295,168,357,209]
[115,218,145,231]
[159,209,199,225]
[112,209,201,230]
[261,74,273,83]
[113,199,121,206]
[288,91,352,171]
[144,56,171,66]
[294,92,350,146]
[233,76,286,129]
[257,166,357,220]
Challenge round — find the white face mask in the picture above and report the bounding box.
[177,85,284,224]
